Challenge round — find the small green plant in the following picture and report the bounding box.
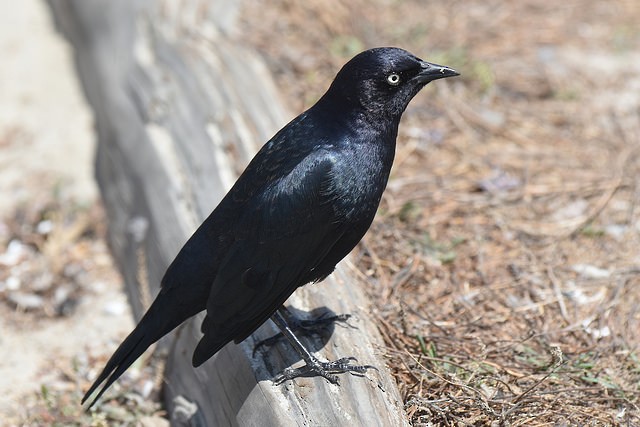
[580,224,605,237]
[416,233,466,264]
[430,47,494,93]
[329,36,364,59]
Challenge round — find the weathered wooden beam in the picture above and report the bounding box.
[48,1,409,425]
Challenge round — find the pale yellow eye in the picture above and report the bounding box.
[386,73,401,86]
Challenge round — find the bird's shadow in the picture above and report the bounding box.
[163,306,358,422]
[249,305,354,382]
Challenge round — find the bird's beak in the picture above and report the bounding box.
[415,60,460,83]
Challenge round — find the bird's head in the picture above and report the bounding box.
[323,47,459,122]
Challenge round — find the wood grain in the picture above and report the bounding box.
[48,1,409,425]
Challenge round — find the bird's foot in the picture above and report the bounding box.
[253,313,353,355]
[273,356,377,385]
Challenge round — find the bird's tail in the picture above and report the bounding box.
[81,292,192,408]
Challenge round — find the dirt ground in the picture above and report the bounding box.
[0,1,138,425]
[240,0,640,425]
[2,0,639,426]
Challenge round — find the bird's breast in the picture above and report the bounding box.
[328,144,393,223]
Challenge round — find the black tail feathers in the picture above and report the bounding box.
[81,323,151,408]
[81,293,194,408]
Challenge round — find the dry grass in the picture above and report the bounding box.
[242,0,640,424]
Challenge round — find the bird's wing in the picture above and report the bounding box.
[192,149,347,366]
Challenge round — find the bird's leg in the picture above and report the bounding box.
[253,306,352,355]
[269,308,376,385]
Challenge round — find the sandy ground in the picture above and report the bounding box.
[0,0,132,420]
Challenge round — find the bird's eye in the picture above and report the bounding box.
[386,73,401,86]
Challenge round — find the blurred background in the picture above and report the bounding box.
[0,1,136,425]
[1,0,639,425]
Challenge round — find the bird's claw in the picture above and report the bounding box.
[273,356,377,385]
